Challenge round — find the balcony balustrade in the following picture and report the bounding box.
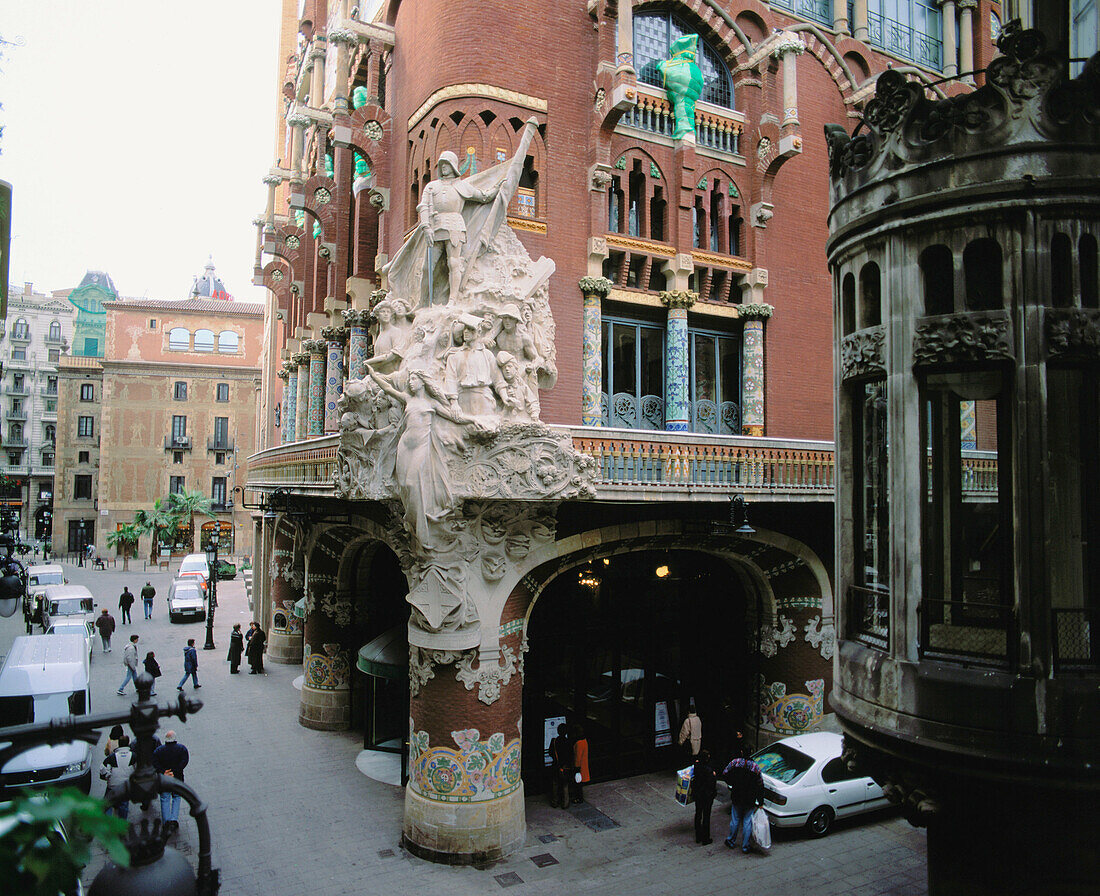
[621,83,744,156]
[207,438,235,453]
[164,435,192,451]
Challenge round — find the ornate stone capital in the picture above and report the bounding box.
[292,351,311,366]
[327,28,358,46]
[286,113,312,129]
[321,325,347,343]
[262,174,283,187]
[841,326,886,379]
[739,302,775,321]
[957,0,977,9]
[369,288,389,306]
[304,339,327,355]
[578,276,614,297]
[913,312,1013,366]
[1045,309,1100,361]
[342,308,370,328]
[770,31,807,58]
[660,289,698,309]
[277,368,290,381]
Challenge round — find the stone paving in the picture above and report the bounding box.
[1,560,928,895]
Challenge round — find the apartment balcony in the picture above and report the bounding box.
[41,407,57,422]
[165,435,192,451]
[5,410,27,422]
[246,427,836,504]
[5,355,32,370]
[6,387,28,398]
[207,438,235,453]
[620,82,745,157]
[1,436,28,448]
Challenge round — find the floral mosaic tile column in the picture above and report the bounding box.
[283,363,298,444]
[306,340,326,437]
[343,308,370,380]
[661,290,697,432]
[739,303,773,436]
[579,277,612,427]
[277,367,292,444]
[294,351,311,439]
[322,326,345,434]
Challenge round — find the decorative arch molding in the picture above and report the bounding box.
[408,83,547,131]
[634,0,756,62]
[607,143,669,184]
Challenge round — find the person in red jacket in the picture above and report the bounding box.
[570,724,590,804]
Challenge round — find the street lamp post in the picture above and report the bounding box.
[202,533,218,651]
[78,519,86,567]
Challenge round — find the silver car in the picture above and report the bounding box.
[167,579,206,623]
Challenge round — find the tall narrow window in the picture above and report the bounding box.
[211,477,227,507]
[1051,232,1073,308]
[963,239,1004,312]
[80,383,94,402]
[1080,234,1098,309]
[216,382,230,402]
[77,416,94,438]
[859,262,882,327]
[213,417,229,448]
[169,476,185,495]
[920,245,954,315]
[601,319,665,430]
[172,415,187,444]
[690,330,741,435]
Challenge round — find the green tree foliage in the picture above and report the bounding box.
[133,497,176,563]
[105,523,142,572]
[167,490,215,552]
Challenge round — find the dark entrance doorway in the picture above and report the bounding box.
[522,550,751,791]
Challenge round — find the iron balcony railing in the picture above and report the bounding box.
[920,595,1013,667]
[848,585,889,651]
[867,9,943,71]
[1052,608,1100,673]
[770,0,832,28]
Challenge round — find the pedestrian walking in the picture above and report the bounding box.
[118,587,135,625]
[141,581,156,619]
[723,749,765,853]
[144,651,162,696]
[95,609,116,653]
[692,749,719,844]
[177,639,200,690]
[678,698,703,758]
[227,623,244,674]
[548,723,572,808]
[570,724,590,804]
[100,735,134,820]
[104,724,125,759]
[245,622,266,674]
[152,730,189,833]
[117,634,140,695]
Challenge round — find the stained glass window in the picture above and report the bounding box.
[632,13,734,110]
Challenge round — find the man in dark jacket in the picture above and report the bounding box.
[94,609,116,653]
[177,639,200,690]
[548,724,571,809]
[723,751,764,853]
[140,581,156,619]
[692,749,719,844]
[118,587,135,624]
[153,730,189,832]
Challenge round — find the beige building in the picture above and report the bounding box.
[53,272,264,560]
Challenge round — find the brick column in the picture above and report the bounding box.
[404,593,527,863]
[294,351,311,440]
[322,326,346,433]
[579,277,612,426]
[740,303,773,436]
[299,572,353,731]
[343,309,371,380]
[267,519,303,664]
[283,363,298,443]
[660,289,697,432]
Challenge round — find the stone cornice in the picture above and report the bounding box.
[99,359,260,379]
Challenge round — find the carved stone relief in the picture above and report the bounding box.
[841,327,886,379]
[1046,309,1100,361]
[913,313,1013,367]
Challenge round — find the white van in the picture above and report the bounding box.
[23,564,67,624]
[41,585,96,633]
[0,634,94,794]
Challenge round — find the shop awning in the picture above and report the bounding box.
[356,625,407,680]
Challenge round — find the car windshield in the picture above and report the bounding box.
[28,571,64,586]
[48,625,86,636]
[180,560,207,574]
[752,743,815,784]
[0,692,85,725]
[49,598,93,616]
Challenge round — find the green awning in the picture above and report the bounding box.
[356,625,407,680]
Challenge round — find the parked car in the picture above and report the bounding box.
[177,553,209,592]
[23,564,66,621]
[752,732,892,837]
[44,621,95,658]
[167,579,206,623]
[40,586,96,634]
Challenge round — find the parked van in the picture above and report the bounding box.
[23,564,67,624]
[41,586,96,633]
[177,553,209,592]
[0,634,94,794]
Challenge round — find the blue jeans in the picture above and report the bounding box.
[178,670,199,689]
[143,599,153,619]
[106,794,130,820]
[118,666,137,692]
[160,792,181,824]
[728,804,754,850]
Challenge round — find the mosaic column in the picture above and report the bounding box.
[294,351,311,440]
[740,304,773,437]
[322,326,346,433]
[305,340,326,437]
[277,367,291,444]
[579,277,613,427]
[660,289,697,432]
[283,363,298,444]
[343,308,371,380]
[300,569,352,731]
[267,518,303,665]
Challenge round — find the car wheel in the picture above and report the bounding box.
[807,806,834,837]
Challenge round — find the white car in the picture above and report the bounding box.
[44,621,95,657]
[177,553,210,590]
[167,579,206,623]
[752,732,891,836]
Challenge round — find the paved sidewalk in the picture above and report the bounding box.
[1,561,928,895]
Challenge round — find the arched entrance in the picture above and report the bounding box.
[522,549,752,788]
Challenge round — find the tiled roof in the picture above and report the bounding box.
[103,297,264,316]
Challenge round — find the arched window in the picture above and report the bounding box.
[842,273,857,336]
[963,239,1003,311]
[217,330,239,353]
[633,12,735,109]
[12,318,29,339]
[194,329,215,352]
[1081,234,1099,309]
[859,262,882,328]
[48,321,62,341]
[920,245,954,315]
[1051,232,1073,308]
[44,424,55,444]
[168,327,190,350]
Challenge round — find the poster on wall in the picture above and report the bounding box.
[654,701,672,747]
[544,716,567,766]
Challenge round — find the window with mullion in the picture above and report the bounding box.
[602,318,665,430]
[689,329,741,435]
[631,12,734,110]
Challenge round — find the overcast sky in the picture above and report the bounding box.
[0,1,280,302]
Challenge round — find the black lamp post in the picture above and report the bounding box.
[202,533,218,651]
[78,519,86,567]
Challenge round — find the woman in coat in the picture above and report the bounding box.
[143,651,162,696]
[245,622,266,674]
[691,749,719,844]
[570,724,590,804]
[227,623,244,673]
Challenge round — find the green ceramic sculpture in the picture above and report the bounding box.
[351,86,369,110]
[324,153,334,178]
[658,34,703,140]
[354,153,370,179]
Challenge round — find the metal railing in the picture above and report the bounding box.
[867,10,943,71]
[621,84,744,155]
[1052,608,1099,672]
[165,435,192,450]
[770,0,833,27]
[921,596,1012,665]
[848,585,889,651]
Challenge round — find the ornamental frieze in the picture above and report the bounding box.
[913,313,1013,367]
[1045,309,1100,362]
[841,326,886,379]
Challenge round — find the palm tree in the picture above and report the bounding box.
[134,497,176,564]
[105,523,142,572]
[168,489,215,552]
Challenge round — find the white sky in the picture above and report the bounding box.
[0,0,280,302]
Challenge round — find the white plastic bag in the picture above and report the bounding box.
[675,766,694,805]
[750,807,771,852]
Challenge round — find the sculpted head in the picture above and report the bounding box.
[374,300,393,323]
[436,151,460,179]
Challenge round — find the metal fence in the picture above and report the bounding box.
[770,0,833,27]
[921,597,1012,665]
[1052,608,1099,672]
[848,585,889,651]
